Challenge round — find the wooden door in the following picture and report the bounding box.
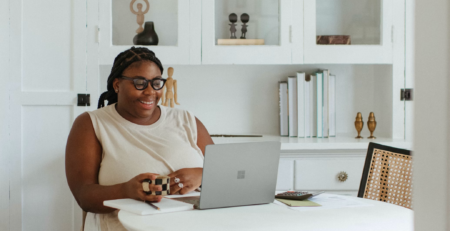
[8,0,87,230]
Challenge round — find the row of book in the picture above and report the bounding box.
[279,69,336,138]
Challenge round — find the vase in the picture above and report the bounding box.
[133,21,159,45]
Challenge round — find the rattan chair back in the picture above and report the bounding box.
[358,142,412,209]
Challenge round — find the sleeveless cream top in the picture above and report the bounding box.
[84,104,204,231]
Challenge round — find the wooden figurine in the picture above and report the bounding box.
[130,0,150,34]
[367,112,377,139]
[162,67,180,108]
[355,112,363,139]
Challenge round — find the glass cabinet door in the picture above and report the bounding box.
[201,0,292,64]
[98,0,200,65]
[301,0,393,64]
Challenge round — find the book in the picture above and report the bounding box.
[321,69,329,138]
[103,198,193,215]
[304,75,310,138]
[316,72,323,138]
[310,75,317,138]
[297,72,305,138]
[279,81,288,136]
[316,35,351,45]
[288,76,298,137]
[329,74,336,137]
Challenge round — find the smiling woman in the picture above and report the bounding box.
[65,47,214,231]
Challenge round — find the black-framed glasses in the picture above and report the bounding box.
[120,76,166,90]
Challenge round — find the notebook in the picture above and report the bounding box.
[103,197,193,215]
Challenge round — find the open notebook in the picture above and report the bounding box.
[104,197,194,215]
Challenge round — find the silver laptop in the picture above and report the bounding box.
[174,141,281,209]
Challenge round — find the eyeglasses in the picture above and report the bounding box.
[120,76,166,91]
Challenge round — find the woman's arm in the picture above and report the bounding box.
[195,117,214,155]
[168,117,213,195]
[65,113,161,213]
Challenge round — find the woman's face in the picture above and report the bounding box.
[113,60,163,124]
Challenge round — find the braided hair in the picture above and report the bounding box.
[97,46,164,108]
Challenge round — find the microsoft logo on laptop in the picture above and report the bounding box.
[237,170,245,179]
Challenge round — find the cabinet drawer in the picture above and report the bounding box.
[294,158,365,191]
[276,159,294,190]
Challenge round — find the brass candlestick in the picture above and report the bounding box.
[354,112,363,139]
[367,112,377,139]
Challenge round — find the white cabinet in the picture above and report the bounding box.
[294,157,364,191]
[301,0,394,64]
[201,0,293,64]
[202,0,395,64]
[94,0,408,141]
[98,0,201,65]
[276,159,295,190]
[276,151,367,197]
[97,0,401,65]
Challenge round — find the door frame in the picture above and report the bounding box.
[1,0,10,229]
[414,0,450,230]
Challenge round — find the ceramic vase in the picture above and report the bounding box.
[133,21,159,45]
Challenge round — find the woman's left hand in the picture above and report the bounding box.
[168,168,202,195]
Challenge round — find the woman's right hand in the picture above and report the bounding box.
[122,173,163,203]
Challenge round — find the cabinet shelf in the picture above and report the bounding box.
[212,134,411,151]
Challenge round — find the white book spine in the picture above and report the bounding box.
[297,72,305,138]
[329,74,336,137]
[316,73,323,138]
[279,82,288,136]
[304,79,310,138]
[311,75,317,137]
[322,70,329,138]
[288,76,298,137]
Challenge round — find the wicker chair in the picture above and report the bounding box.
[358,142,413,209]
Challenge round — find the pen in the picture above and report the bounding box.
[144,201,160,210]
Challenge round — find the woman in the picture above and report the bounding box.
[65,47,214,231]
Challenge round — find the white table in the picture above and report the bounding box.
[118,194,414,231]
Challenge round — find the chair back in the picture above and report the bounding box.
[358,142,413,209]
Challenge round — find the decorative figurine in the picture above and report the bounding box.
[367,112,377,139]
[229,13,238,39]
[133,21,159,45]
[355,112,364,139]
[130,0,150,34]
[240,13,249,39]
[162,67,180,108]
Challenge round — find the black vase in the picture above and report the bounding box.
[133,21,159,45]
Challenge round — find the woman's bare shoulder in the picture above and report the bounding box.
[73,112,93,129]
[69,112,97,140]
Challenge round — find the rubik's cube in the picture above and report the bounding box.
[142,176,170,195]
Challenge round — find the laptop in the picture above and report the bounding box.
[173,141,281,209]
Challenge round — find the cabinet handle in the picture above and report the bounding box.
[337,171,348,182]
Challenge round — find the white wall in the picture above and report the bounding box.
[414,0,449,230]
[100,64,393,138]
[0,0,10,230]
